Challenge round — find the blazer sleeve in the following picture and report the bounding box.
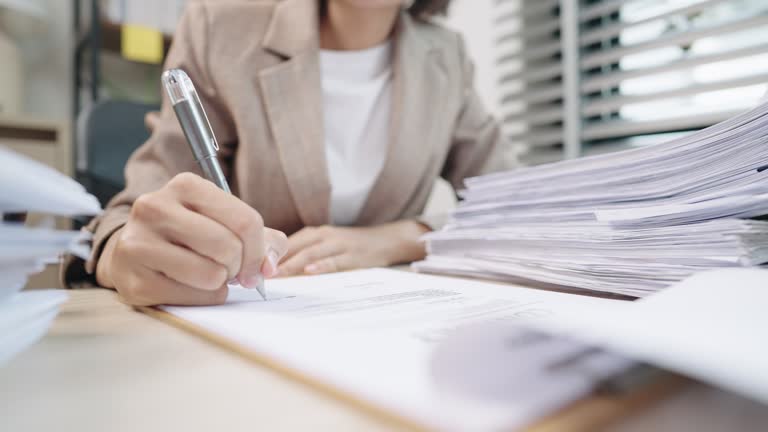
[63,3,236,287]
[440,33,518,191]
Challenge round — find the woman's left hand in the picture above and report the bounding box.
[278,221,430,276]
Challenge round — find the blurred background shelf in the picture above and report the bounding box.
[72,0,172,127]
[71,0,176,208]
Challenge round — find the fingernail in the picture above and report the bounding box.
[240,273,264,290]
[261,248,281,278]
[305,263,319,274]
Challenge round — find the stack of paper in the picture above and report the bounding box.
[415,101,768,296]
[0,146,100,365]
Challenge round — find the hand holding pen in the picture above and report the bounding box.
[93,70,288,306]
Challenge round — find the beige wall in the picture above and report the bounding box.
[444,0,499,115]
[18,0,72,121]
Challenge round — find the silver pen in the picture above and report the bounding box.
[161,69,266,300]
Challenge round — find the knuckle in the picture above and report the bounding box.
[131,194,163,221]
[231,209,264,237]
[168,172,200,194]
[116,233,144,258]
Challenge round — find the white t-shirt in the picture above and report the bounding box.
[319,41,393,226]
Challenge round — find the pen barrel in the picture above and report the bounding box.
[198,155,231,193]
[172,100,229,192]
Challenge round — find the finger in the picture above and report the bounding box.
[304,255,341,275]
[119,265,228,307]
[261,228,289,278]
[148,202,242,279]
[284,226,324,261]
[165,173,265,288]
[279,241,344,277]
[141,240,228,291]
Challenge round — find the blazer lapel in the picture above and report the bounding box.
[258,0,330,226]
[357,14,448,225]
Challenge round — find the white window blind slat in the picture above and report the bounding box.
[507,127,564,147]
[501,84,563,105]
[580,13,768,70]
[580,0,624,22]
[582,110,742,141]
[579,0,723,46]
[583,73,768,116]
[496,19,560,45]
[504,107,563,126]
[496,0,768,163]
[498,62,562,86]
[581,42,768,93]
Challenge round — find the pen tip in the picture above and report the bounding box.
[256,284,267,301]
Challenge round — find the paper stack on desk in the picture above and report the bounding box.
[0,146,100,365]
[415,101,768,296]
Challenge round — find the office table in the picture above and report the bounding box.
[1,288,766,432]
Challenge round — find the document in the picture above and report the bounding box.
[416,100,768,296]
[526,268,768,405]
[162,269,627,431]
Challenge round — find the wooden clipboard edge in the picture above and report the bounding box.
[139,306,430,432]
[140,306,687,432]
[526,373,689,432]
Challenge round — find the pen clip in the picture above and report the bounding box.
[190,86,219,152]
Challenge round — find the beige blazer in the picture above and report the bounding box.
[66,0,512,284]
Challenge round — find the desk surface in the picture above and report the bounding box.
[1,289,766,432]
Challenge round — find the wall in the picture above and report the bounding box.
[444,0,499,115]
[17,0,72,121]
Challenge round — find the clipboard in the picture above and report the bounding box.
[141,306,687,432]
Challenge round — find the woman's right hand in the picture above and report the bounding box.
[95,172,288,306]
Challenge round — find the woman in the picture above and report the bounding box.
[67,0,511,306]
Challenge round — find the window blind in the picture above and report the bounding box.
[495,0,768,165]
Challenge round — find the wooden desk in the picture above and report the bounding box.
[1,289,766,432]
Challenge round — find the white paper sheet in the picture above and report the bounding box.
[0,145,101,216]
[527,268,768,405]
[162,269,627,431]
[0,290,68,366]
